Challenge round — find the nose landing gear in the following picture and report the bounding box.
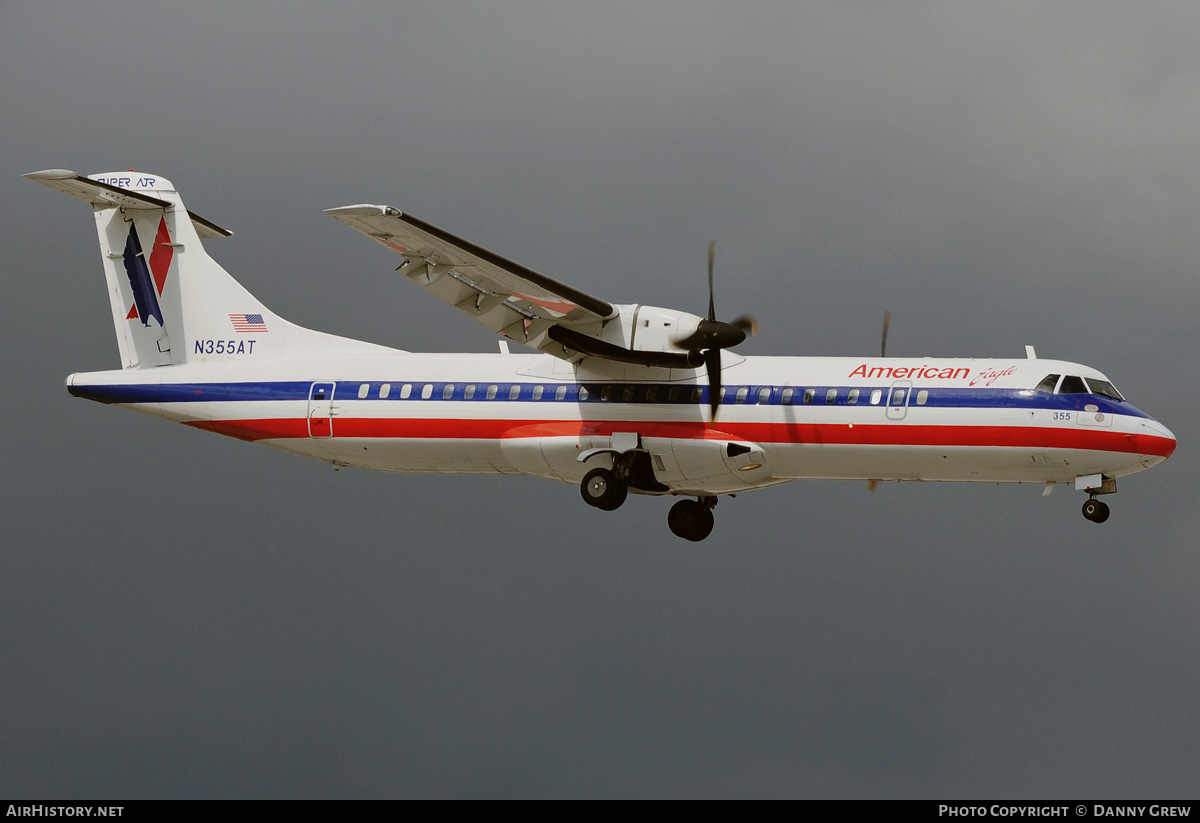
[667,496,717,542]
[1082,496,1111,523]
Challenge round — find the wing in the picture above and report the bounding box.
[326,204,617,359]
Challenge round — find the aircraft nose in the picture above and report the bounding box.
[1137,419,1176,463]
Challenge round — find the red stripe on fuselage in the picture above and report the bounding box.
[182,417,1175,457]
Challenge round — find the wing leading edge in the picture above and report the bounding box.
[326,204,618,360]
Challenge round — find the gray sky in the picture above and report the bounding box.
[2,1,1199,798]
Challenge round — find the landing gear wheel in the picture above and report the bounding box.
[580,467,627,511]
[1082,498,1111,523]
[667,499,715,542]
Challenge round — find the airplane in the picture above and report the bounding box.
[25,168,1177,541]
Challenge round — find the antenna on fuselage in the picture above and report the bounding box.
[880,310,892,358]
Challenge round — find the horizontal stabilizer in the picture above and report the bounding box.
[23,169,232,238]
[186,210,233,239]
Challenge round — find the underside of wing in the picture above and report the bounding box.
[326,204,617,359]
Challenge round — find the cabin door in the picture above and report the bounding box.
[885,380,912,421]
[308,382,336,438]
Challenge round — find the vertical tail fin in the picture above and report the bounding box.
[25,169,392,368]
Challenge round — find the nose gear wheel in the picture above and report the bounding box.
[668,497,716,541]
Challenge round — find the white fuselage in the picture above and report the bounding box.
[67,350,1177,498]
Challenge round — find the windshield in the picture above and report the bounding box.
[1058,375,1088,394]
[1084,378,1124,402]
[1035,374,1060,393]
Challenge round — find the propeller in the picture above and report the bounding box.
[868,310,892,492]
[675,241,757,418]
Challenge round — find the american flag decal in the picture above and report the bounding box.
[229,313,268,333]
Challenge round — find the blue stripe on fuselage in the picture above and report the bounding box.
[68,381,312,404]
[65,380,1156,421]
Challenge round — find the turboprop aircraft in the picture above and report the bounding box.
[26,168,1176,540]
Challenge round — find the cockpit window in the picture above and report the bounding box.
[1035,374,1060,393]
[1058,375,1088,394]
[1084,378,1124,402]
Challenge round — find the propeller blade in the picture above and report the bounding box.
[881,310,892,358]
[731,314,758,338]
[706,240,716,321]
[705,348,722,419]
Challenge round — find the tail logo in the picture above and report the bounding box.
[122,218,174,327]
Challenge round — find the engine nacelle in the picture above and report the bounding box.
[599,304,704,355]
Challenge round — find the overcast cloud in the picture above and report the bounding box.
[1,1,1198,798]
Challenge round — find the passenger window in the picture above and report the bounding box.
[555,385,567,401]
[601,386,612,401]
[1058,375,1088,394]
[759,387,772,404]
[847,389,859,405]
[803,389,815,404]
[358,383,370,399]
[508,385,520,400]
[421,384,433,399]
[825,388,837,404]
[691,387,703,404]
[736,387,749,403]
[464,384,476,400]
[1035,374,1061,393]
[891,389,906,405]
[916,389,929,405]
[401,383,412,399]
[486,384,498,400]
[782,388,794,405]
[668,387,680,403]
[623,385,636,402]
[646,386,659,403]
[870,389,882,405]
[579,386,590,401]
[532,385,544,400]
[442,384,455,400]
[380,383,391,399]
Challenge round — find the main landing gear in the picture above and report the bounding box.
[579,468,718,541]
[1082,496,1111,524]
[580,467,628,511]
